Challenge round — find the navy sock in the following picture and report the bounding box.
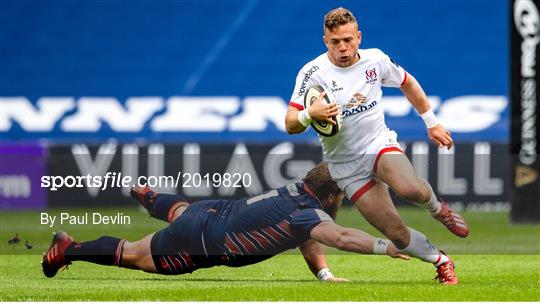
[65,236,125,266]
[148,193,188,222]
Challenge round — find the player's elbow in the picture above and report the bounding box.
[285,109,305,134]
[285,122,295,134]
[285,120,302,134]
[286,125,299,134]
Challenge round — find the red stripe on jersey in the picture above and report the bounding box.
[250,231,273,249]
[235,232,258,254]
[176,253,188,270]
[350,179,377,202]
[225,233,242,255]
[160,257,170,270]
[167,256,180,273]
[276,221,292,238]
[230,233,248,253]
[244,231,264,250]
[289,101,304,110]
[260,227,281,245]
[266,226,286,243]
[180,251,193,269]
[171,255,184,270]
[400,69,408,86]
[373,147,404,174]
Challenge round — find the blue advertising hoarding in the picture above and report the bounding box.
[0,1,508,143]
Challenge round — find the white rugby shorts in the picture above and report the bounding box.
[328,130,404,202]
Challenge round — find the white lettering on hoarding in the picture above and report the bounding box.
[0,96,507,134]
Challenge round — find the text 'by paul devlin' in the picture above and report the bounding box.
[40,212,131,227]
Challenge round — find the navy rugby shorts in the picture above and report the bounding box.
[150,201,214,275]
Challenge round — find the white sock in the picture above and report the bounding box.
[400,227,449,266]
[415,179,442,215]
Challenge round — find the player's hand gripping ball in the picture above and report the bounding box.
[303,85,342,137]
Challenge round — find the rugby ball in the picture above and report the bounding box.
[303,85,341,137]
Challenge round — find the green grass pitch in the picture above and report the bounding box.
[1,207,539,301]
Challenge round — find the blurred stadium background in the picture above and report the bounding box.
[2,0,521,209]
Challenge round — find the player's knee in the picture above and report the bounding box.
[394,181,426,202]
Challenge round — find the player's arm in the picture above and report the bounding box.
[400,71,454,149]
[309,221,409,260]
[299,239,349,282]
[285,92,340,134]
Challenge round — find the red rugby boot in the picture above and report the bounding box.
[433,202,469,238]
[42,231,73,278]
[435,252,458,285]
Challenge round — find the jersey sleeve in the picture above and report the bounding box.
[379,51,407,88]
[289,64,320,110]
[290,208,334,240]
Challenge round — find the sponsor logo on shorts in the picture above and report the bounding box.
[365,67,378,85]
[297,65,320,96]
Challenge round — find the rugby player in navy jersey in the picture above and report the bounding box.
[42,163,409,282]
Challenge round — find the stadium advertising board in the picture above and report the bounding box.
[1,95,507,143]
[1,2,507,144]
[46,142,509,209]
[0,144,47,210]
[510,0,540,222]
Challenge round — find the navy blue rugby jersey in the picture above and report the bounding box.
[198,183,333,266]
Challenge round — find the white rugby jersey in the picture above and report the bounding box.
[289,48,406,163]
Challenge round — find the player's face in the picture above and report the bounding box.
[323,22,361,67]
[334,192,345,205]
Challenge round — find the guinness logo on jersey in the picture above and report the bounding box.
[365,67,378,84]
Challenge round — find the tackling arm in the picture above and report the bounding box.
[299,239,328,275]
[310,221,409,259]
[299,239,349,282]
[400,72,454,149]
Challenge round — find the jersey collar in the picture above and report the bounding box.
[302,184,324,209]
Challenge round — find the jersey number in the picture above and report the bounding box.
[246,190,278,205]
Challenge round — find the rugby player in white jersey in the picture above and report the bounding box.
[285,7,469,285]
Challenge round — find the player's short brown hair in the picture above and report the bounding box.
[302,162,342,202]
[324,7,357,32]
